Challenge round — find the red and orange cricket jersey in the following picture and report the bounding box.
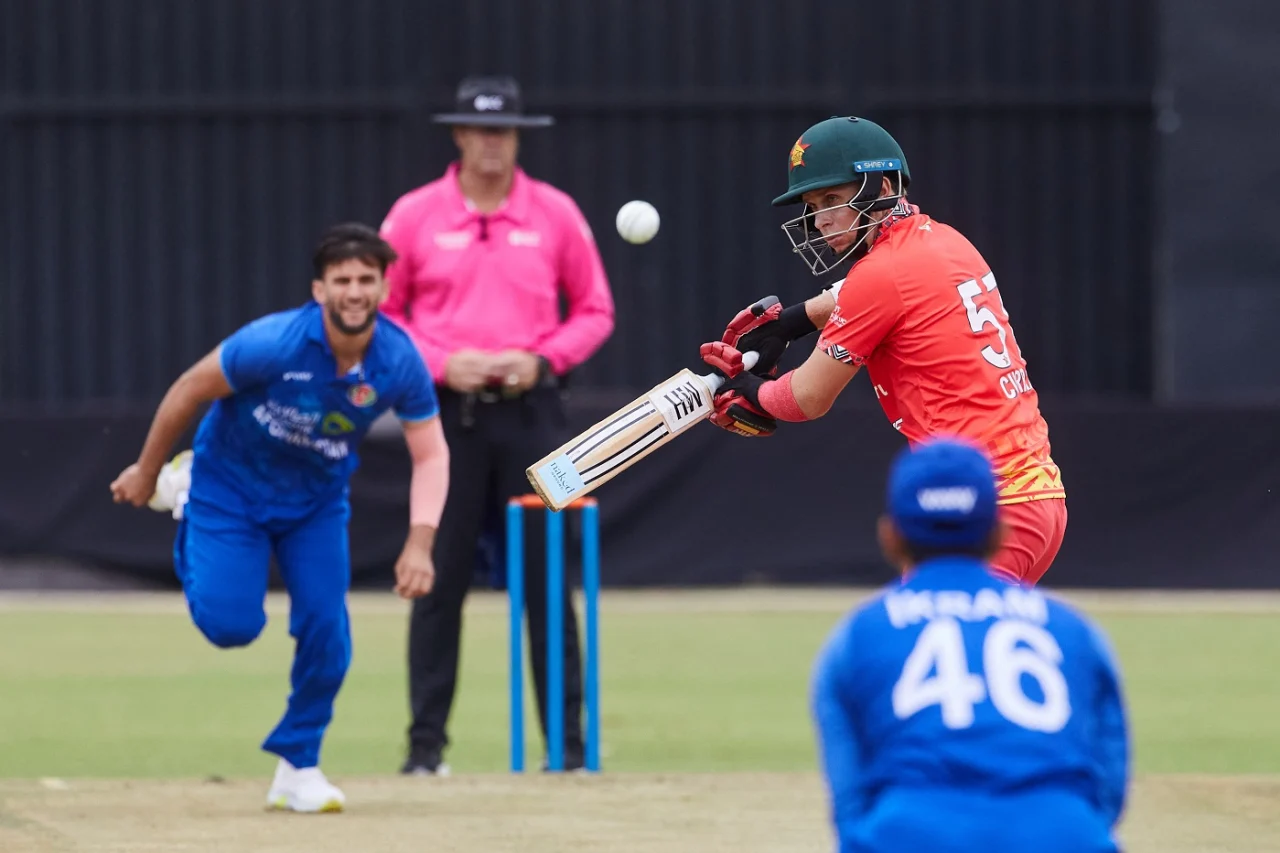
[815,208,1065,505]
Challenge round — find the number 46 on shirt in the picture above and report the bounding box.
[892,617,1072,733]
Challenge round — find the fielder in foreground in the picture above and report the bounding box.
[703,115,1066,585]
[109,223,449,812]
[811,438,1129,853]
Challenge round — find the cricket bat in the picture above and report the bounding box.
[526,350,759,510]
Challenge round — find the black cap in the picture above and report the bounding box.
[431,75,554,128]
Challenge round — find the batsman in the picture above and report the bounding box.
[702,116,1066,585]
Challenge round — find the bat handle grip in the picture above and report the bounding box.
[704,350,760,393]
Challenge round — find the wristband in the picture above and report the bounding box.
[778,303,819,340]
[758,371,812,422]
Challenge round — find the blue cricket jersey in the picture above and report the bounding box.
[190,302,438,516]
[811,558,1130,853]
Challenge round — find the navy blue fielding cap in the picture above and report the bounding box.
[886,438,997,549]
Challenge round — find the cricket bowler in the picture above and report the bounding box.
[109,223,449,812]
[701,115,1066,584]
[811,437,1129,852]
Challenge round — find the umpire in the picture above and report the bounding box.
[379,75,616,774]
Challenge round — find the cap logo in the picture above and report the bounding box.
[789,138,810,170]
[916,486,977,513]
[473,94,505,112]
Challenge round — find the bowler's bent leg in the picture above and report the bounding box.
[261,501,353,769]
[173,496,271,648]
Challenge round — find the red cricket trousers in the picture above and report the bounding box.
[988,498,1067,586]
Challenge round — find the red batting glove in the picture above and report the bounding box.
[722,296,783,345]
[699,341,777,437]
[722,294,824,377]
[720,296,784,376]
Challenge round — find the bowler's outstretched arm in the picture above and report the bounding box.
[110,348,233,507]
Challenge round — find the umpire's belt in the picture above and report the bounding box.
[472,385,521,403]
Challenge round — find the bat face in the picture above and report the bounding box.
[526,369,716,510]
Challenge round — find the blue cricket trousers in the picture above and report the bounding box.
[174,489,352,770]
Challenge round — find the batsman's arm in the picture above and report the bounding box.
[750,274,899,420]
[805,289,837,328]
[744,346,859,425]
[133,347,234,477]
[767,291,837,341]
[788,345,860,418]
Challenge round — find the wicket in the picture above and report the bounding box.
[505,494,601,773]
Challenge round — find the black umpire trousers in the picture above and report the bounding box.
[407,384,585,759]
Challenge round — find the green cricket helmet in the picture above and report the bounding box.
[773,116,911,275]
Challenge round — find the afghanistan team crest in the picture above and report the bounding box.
[789,138,810,170]
[347,383,377,408]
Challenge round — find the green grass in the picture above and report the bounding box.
[0,591,1277,779]
[1099,612,1280,774]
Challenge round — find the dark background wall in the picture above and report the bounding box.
[1156,0,1280,401]
[1,0,1155,401]
[1,0,1277,589]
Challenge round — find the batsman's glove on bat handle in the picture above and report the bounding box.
[721,295,819,377]
[699,341,777,437]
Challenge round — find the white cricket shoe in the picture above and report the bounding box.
[265,759,345,813]
[147,449,192,520]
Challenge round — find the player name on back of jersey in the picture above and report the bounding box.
[999,366,1034,400]
[884,587,1048,629]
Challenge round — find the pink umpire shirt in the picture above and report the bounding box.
[379,162,615,382]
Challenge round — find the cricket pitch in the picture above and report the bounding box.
[2,774,1279,853]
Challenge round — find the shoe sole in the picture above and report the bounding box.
[267,796,344,813]
[402,763,451,778]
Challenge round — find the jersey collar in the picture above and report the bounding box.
[304,301,383,380]
[898,555,1000,584]
[442,161,532,227]
[868,200,920,251]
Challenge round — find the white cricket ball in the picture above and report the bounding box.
[615,200,660,244]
